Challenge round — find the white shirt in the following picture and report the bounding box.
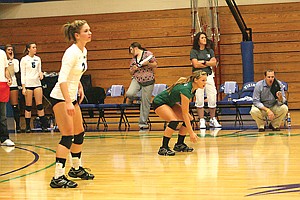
[7,58,20,87]
[0,49,8,82]
[20,55,42,87]
[50,44,87,101]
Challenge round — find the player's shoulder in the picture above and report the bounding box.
[0,49,5,56]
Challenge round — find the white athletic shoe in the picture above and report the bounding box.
[210,128,222,137]
[200,118,206,129]
[200,129,206,137]
[209,117,222,128]
[1,146,15,152]
[1,139,15,147]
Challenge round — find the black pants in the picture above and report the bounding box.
[0,102,9,143]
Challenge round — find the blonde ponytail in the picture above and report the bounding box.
[63,20,87,42]
[167,70,207,93]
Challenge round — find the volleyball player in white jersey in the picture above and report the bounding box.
[5,44,21,133]
[20,43,48,132]
[49,20,94,188]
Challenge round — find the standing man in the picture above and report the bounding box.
[0,48,15,146]
[250,69,288,132]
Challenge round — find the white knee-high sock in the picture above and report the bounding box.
[54,163,65,179]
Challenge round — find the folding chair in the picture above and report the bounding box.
[80,86,106,130]
[98,85,127,130]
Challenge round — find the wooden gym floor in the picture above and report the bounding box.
[1,110,300,200]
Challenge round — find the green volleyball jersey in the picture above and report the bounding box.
[153,81,194,107]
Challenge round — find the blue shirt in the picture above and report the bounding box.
[252,79,286,109]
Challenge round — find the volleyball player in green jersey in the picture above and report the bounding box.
[153,70,207,156]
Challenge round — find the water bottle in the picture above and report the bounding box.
[287,112,291,128]
[227,89,232,101]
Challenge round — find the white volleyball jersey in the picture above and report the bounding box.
[0,50,8,82]
[20,55,42,87]
[8,59,20,87]
[50,44,88,101]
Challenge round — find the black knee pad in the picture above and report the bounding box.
[37,104,44,110]
[168,121,180,130]
[73,132,85,145]
[59,136,74,149]
[25,106,32,112]
[182,121,192,127]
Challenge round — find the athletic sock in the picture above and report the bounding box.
[25,118,31,129]
[162,136,171,148]
[71,152,82,170]
[177,134,186,144]
[54,158,66,179]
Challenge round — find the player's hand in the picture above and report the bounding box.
[65,102,75,116]
[189,132,199,143]
[22,88,27,96]
[78,87,85,104]
[39,72,44,80]
[7,79,12,86]
[188,113,193,121]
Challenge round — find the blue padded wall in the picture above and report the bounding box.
[241,41,254,84]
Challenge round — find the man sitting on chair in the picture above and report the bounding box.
[250,69,288,132]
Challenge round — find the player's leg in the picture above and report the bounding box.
[155,104,181,156]
[24,89,33,133]
[68,103,94,180]
[34,87,48,131]
[50,102,77,188]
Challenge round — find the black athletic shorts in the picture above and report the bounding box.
[10,87,18,91]
[25,86,42,90]
[152,102,165,111]
[49,97,77,107]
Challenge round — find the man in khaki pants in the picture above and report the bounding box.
[250,69,288,132]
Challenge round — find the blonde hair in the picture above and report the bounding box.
[167,70,207,93]
[63,20,87,42]
[5,44,13,51]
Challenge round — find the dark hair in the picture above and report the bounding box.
[192,32,210,50]
[63,20,87,42]
[128,42,147,53]
[264,69,275,76]
[23,42,36,55]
